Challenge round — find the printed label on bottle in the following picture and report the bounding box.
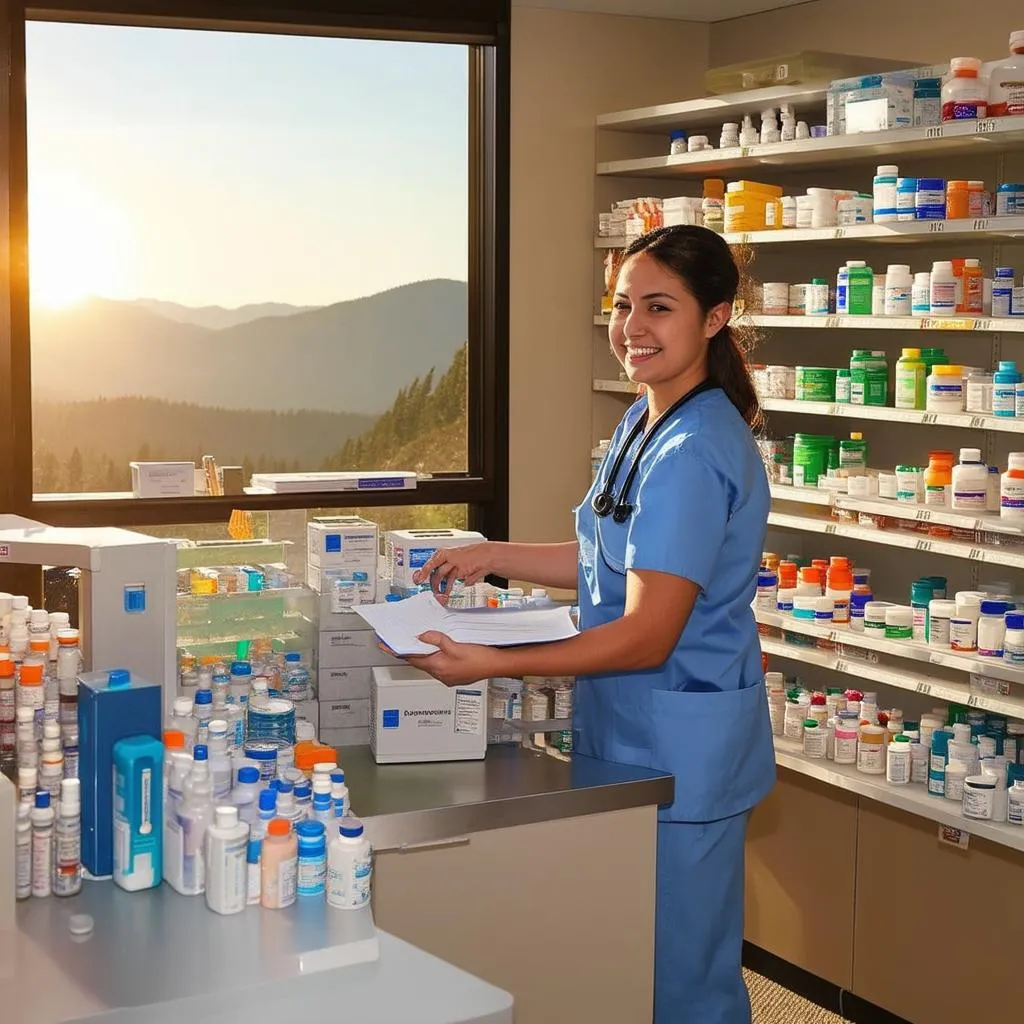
[16,839,31,893]
[248,862,262,904]
[857,745,885,772]
[911,758,929,785]
[912,608,927,642]
[979,647,1004,659]
[953,489,986,510]
[925,485,950,507]
[942,100,987,121]
[31,833,52,896]
[278,856,297,907]
[297,856,327,897]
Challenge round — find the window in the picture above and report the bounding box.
[0,2,508,544]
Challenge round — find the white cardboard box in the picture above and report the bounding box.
[385,529,485,590]
[306,516,379,571]
[306,563,377,606]
[318,665,373,702]
[293,698,319,734]
[320,698,370,730]
[130,461,195,498]
[319,629,402,670]
[320,725,370,748]
[370,666,487,764]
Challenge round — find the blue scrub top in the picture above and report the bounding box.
[574,387,776,823]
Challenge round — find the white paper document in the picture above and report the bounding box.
[352,591,579,656]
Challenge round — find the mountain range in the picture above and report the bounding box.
[30,278,467,416]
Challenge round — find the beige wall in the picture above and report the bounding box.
[508,7,709,543]
[710,0,1021,66]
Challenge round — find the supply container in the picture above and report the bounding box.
[884,265,912,316]
[926,365,965,413]
[914,78,942,126]
[834,719,858,765]
[895,348,926,410]
[788,284,807,316]
[896,177,917,220]
[204,805,248,916]
[1005,613,1024,663]
[946,180,972,220]
[996,186,1024,217]
[885,606,913,641]
[864,602,890,634]
[871,274,886,316]
[952,448,988,511]
[846,262,874,315]
[261,818,298,909]
[963,774,997,819]
[838,433,868,476]
[966,371,994,414]
[296,820,328,898]
[915,179,946,220]
[873,165,898,222]
[763,283,790,315]
[993,361,1021,416]
[911,581,934,642]
[807,278,829,316]
[858,726,886,775]
[928,599,957,647]
[112,735,163,892]
[792,434,836,487]
[886,735,912,785]
[978,600,1009,658]
[895,465,923,503]
[993,268,1015,317]
[945,761,969,802]
[835,369,852,403]
[958,259,984,314]
[988,31,1024,116]
[803,720,827,759]
[942,58,987,121]
[850,350,888,406]
[837,195,873,226]
[911,272,932,316]
[328,817,373,910]
[929,262,957,315]
[1001,453,1024,520]
[795,367,838,403]
[923,451,954,507]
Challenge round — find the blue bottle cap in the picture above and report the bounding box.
[34,790,50,809]
[107,669,131,689]
[237,766,259,785]
[284,652,301,662]
[192,744,208,761]
[385,594,402,603]
[330,770,345,784]
[294,782,311,798]
[353,571,369,582]
[247,838,262,863]
[277,779,293,794]
[981,600,1010,616]
[258,789,277,811]
[1007,614,1024,631]
[194,690,212,705]
[268,778,282,791]
[918,177,945,190]
[339,816,364,839]
[670,129,686,141]
[296,820,326,839]
[230,662,252,676]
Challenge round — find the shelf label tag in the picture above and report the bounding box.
[834,659,849,674]
[922,318,967,331]
[833,227,848,239]
[972,219,991,232]
[938,825,970,850]
[825,316,840,328]
[967,694,981,707]
[925,125,944,139]
[916,681,932,695]
[968,416,987,429]
[968,548,985,562]
[824,523,838,535]
[915,539,933,552]
[915,508,932,522]
[975,119,997,134]
[972,319,992,331]
[929,221,946,233]
[920,413,939,425]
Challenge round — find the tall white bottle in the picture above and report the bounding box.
[327,817,372,910]
[204,805,249,915]
[175,745,214,895]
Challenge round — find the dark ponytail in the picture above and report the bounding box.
[622,226,762,431]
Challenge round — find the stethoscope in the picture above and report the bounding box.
[591,379,719,524]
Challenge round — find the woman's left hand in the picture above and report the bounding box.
[383,631,497,687]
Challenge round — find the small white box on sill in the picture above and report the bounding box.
[130,461,196,498]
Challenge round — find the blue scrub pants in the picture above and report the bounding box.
[655,811,751,1024]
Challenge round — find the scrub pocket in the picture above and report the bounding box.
[650,683,776,823]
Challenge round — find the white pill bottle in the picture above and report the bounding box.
[327,817,373,910]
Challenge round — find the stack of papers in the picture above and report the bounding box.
[352,591,579,656]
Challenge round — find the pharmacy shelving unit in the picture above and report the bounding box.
[593,81,1024,859]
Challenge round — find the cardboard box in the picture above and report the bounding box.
[293,698,320,733]
[318,628,402,670]
[130,461,195,499]
[306,564,377,608]
[320,726,370,748]
[320,698,370,731]
[385,528,485,589]
[318,665,373,702]
[306,515,379,570]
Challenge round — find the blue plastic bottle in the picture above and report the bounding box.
[112,734,164,891]
[928,730,950,797]
[993,360,1021,417]
[296,820,327,898]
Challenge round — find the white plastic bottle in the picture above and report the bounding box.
[311,778,335,824]
[15,802,31,900]
[929,261,957,315]
[884,265,912,316]
[176,746,215,896]
[231,765,261,825]
[52,777,82,897]
[989,31,1024,117]
[911,272,932,316]
[952,448,989,511]
[204,805,249,916]
[38,721,63,802]
[206,720,233,801]
[886,736,912,785]
[1002,453,1024,520]
[760,107,780,145]
[873,165,899,223]
[331,769,350,819]
[327,817,373,910]
[31,790,55,898]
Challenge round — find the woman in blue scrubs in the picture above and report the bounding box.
[406,225,774,1024]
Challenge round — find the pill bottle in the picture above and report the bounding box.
[946,179,970,220]
[837,262,854,314]
[896,177,918,220]
[978,600,1009,658]
[864,601,891,634]
[966,371,994,414]
[915,178,946,220]
[1009,780,1024,824]
[959,259,984,314]
[720,123,740,148]
[835,368,852,403]
[885,606,913,641]
[950,617,978,653]
[993,267,1015,317]
[910,581,934,643]
[992,360,1019,416]
[909,742,929,784]
[929,261,957,315]
[834,719,859,765]
[1001,453,1024,520]
[788,283,807,315]
[887,735,912,785]
[944,761,969,802]
[871,274,886,316]
[784,694,809,741]
[925,365,964,413]
[768,688,786,736]
[776,587,796,614]
[989,31,1024,117]
[911,272,932,316]
[848,592,870,633]
[873,165,898,223]
[847,263,874,315]
[942,58,987,122]
[825,565,852,626]
[850,349,888,406]
[763,282,789,315]
[895,348,926,410]
[895,465,923,503]
[807,278,829,316]
[968,181,986,217]
[803,719,827,759]
[927,599,957,647]
[922,451,954,508]
[261,818,297,910]
[858,726,886,775]
[669,130,687,155]
[884,264,912,316]
[952,448,988,511]
[963,774,997,819]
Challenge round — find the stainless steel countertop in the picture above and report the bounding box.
[342,745,674,850]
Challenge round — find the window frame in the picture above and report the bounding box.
[0,0,510,544]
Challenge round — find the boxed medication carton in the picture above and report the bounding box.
[319,665,374,702]
[320,698,370,731]
[319,627,402,670]
[130,461,195,498]
[305,563,377,610]
[385,529,485,590]
[306,515,379,572]
[370,666,487,764]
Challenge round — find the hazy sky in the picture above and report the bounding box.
[25,22,469,309]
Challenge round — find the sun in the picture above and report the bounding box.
[28,177,132,309]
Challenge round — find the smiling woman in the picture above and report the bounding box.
[27,177,134,308]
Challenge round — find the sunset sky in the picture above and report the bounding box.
[25,21,469,309]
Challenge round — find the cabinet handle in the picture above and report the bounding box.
[376,835,471,854]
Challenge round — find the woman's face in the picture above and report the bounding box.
[609,253,728,393]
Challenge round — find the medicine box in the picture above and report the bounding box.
[320,725,370,748]
[320,698,370,731]
[385,529,486,590]
[129,461,195,499]
[318,627,402,670]
[306,516,379,571]
[828,73,914,136]
[78,668,162,877]
[305,564,378,609]
[319,665,373,702]
[293,698,320,734]
[370,666,487,764]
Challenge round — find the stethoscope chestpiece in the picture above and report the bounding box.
[591,490,615,517]
[611,503,633,524]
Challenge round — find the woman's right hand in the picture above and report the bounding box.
[412,542,496,604]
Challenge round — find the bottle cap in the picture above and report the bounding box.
[18,662,43,684]
[237,766,259,785]
[193,744,209,762]
[296,820,326,839]
[330,769,346,784]
[215,806,239,828]
[173,696,193,715]
[34,790,50,809]
[106,669,131,689]
[277,779,294,794]
[894,735,911,744]
[194,690,212,705]
[259,789,277,811]
[285,651,302,662]
[230,662,252,676]
[267,818,291,837]
[43,721,60,740]
[313,761,338,776]
[163,730,186,750]
[294,782,312,799]
[339,816,365,839]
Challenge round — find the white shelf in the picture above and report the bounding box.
[769,483,1024,538]
[596,83,827,134]
[767,509,1024,568]
[762,398,1024,433]
[597,116,1024,179]
[593,311,1024,333]
[595,216,1024,250]
[773,738,1024,853]
[593,378,636,395]
[758,611,1024,693]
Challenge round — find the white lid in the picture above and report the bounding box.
[876,164,899,176]
[950,57,982,72]
[864,601,892,620]
[29,609,49,628]
[960,448,983,463]
[932,261,954,273]
[252,679,269,693]
[793,595,817,611]
[56,627,79,642]
[18,766,37,788]
[49,612,70,625]
[215,805,239,828]
[60,778,80,812]
[886,264,911,276]
[1011,29,1024,49]
[914,272,931,283]
[965,259,980,267]
[929,599,958,615]
[313,760,338,775]
[208,719,228,735]
[173,696,193,715]
[12,596,27,610]
[846,260,867,268]
[953,723,972,742]
[313,777,332,794]
[1008,453,1024,471]
[765,672,785,686]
